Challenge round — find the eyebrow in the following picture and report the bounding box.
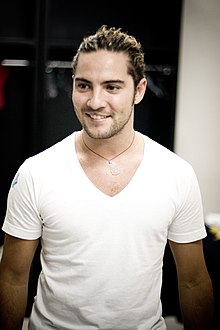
[104,79,125,85]
[74,77,90,83]
[74,77,125,85]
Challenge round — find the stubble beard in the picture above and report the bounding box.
[81,106,134,140]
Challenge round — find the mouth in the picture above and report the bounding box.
[87,113,111,120]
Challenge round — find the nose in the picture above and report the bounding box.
[87,89,106,110]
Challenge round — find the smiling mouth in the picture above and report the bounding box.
[87,114,110,120]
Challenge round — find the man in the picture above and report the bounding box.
[0,25,214,330]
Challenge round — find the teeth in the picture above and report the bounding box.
[90,114,107,120]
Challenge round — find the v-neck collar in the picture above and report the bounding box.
[70,131,146,200]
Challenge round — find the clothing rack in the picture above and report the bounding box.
[1,59,174,75]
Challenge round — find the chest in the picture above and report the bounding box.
[38,160,177,250]
[79,157,141,196]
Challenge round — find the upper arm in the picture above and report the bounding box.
[0,234,39,284]
[169,239,209,283]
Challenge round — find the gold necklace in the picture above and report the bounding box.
[82,132,136,176]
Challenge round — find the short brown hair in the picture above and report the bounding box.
[72,25,146,87]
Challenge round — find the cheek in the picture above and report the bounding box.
[116,92,134,110]
[72,91,79,106]
[72,92,86,110]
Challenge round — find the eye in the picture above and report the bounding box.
[106,84,121,93]
[75,82,90,91]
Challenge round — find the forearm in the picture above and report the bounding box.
[178,279,214,330]
[0,279,28,330]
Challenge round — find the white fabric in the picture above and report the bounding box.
[2,132,206,330]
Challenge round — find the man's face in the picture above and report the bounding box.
[72,50,136,139]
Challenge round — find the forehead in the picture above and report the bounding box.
[75,50,129,78]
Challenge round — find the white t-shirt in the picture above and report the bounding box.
[2,132,206,330]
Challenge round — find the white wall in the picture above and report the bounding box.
[174,0,220,215]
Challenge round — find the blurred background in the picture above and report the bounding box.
[0,0,219,328]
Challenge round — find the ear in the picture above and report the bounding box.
[134,78,147,104]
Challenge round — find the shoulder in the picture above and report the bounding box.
[139,133,199,190]
[141,133,193,169]
[26,132,76,167]
[13,132,76,183]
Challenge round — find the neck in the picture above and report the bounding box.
[81,131,136,162]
